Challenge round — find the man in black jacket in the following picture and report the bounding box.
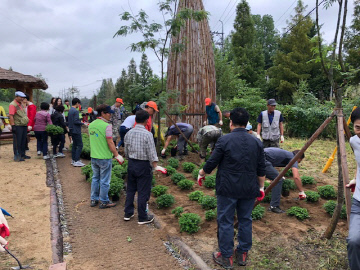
[198,107,266,268]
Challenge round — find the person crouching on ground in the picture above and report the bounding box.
[124,110,166,224]
[196,125,222,160]
[161,123,194,159]
[51,105,67,158]
[89,104,125,209]
[346,107,360,269]
[198,107,266,268]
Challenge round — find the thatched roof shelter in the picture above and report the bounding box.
[0,67,48,102]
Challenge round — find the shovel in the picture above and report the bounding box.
[5,247,31,269]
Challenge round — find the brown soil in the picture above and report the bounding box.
[0,140,52,270]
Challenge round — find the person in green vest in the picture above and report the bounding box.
[64,99,70,122]
[88,104,125,209]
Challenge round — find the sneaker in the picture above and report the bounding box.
[213,252,233,269]
[124,213,135,221]
[23,155,31,159]
[99,200,117,209]
[90,200,99,207]
[268,206,285,214]
[235,250,248,266]
[56,153,66,158]
[71,160,74,165]
[62,147,68,151]
[37,151,41,156]
[43,155,50,160]
[73,161,85,167]
[138,214,154,225]
[116,146,119,150]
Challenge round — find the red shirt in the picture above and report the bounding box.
[27,103,37,128]
[135,115,152,132]
[9,100,23,115]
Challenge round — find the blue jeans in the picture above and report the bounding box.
[217,195,254,258]
[90,158,112,203]
[71,132,83,162]
[347,198,360,269]
[34,131,48,156]
[117,126,131,148]
[265,160,283,208]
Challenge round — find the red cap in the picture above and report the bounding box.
[146,101,159,112]
[205,98,211,106]
[116,98,124,104]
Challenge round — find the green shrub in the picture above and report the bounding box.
[305,191,320,202]
[192,168,200,180]
[204,175,216,188]
[301,176,316,185]
[188,190,204,201]
[171,207,184,218]
[152,175,156,186]
[168,158,179,169]
[187,144,200,152]
[282,179,296,192]
[45,124,64,135]
[323,200,347,219]
[317,185,337,199]
[199,162,206,168]
[179,213,201,233]
[81,164,92,178]
[286,206,309,220]
[108,175,124,197]
[182,162,196,173]
[156,194,175,208]
[252,205,265,220]
[80,133,91,160]
[178,179,194,190]
[166,166,176,176]
[284,170,293,177]
[171,173,186,184]
[112,165,126,179]
[152,185,168,197]
[199,195,217,210]
[205,209,216,221]
[263,181,272,203]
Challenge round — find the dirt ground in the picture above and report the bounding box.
[0,139,52,270]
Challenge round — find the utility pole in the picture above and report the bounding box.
[219,20,224,52]
[210,23,224,50]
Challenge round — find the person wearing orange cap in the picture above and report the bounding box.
[110,98,124,145]
[87,107,97,123]
[135,101,158,132]
[204,98,223,126]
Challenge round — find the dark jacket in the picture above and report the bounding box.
[51,111,67,134]
[203,128,266,199]
[68,107,83,134]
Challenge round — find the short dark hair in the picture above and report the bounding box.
[96,104,109,115]
[25,94,30,100]
[55,105,65,113]
[351,107,360,124]
[40,102,50,110]
[135,110,150,124]
[230,107,249,126]
[223,110,230,115]
[72,98,81,105]
[64,99,69,103]
[292,150,305,160]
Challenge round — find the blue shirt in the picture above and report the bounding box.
[167,123,193,136]
[68,107,84,134]
[264,147,298,168]
[257,111,284,125]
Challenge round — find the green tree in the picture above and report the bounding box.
[115,69,128,98]
[96,79,115,105]
[232,0,265,87]
[139,53,153,87]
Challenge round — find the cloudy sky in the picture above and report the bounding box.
[0,0,354,98]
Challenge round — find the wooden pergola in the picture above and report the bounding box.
[0,67,48,102]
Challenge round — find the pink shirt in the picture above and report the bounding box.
[34,111,52,131]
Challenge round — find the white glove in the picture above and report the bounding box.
[27,126,32,131]
[347,179,356,192]
[115,154,124,165]
[6,125,11,131]
[299,191,306,200]
[155,166,167,174]
[161,148,166,155]
[0,236,8,252]
[280,135,284,143]
[256,134,261,141]
[219,120,223,126]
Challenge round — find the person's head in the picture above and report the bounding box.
[64,99,69,105]
[229,107,249,131]
[292,150,305,163]
[88,107,93,114]
[23,94,30,105]
[145,101,158,115]
[55,98,62,106]
[223,110,230,119]
[205,97,211,107]
[55,105,65,113]
[135,109,150,125]
[115,98,124,107]
[40,102,50,111]
[15,91,26,102]
[245,123,253,133]
[72,98,81,108]
[96,104,114,121]
[50,97,56,105]
[267,99,277,113]
[351,107,360,138]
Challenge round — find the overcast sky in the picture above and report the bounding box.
[0,0,355,98]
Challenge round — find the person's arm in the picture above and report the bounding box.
[200,137,225,175]
[9,115,14,126]
[47,113,53,125]
[106,137,118,157]
[279,122,284,143]
[163,135,172,150]
[257,123,262,135]
[218,109,222,122]
[292,167,304,192]
[73,110,84,126]
[145,133,159,167]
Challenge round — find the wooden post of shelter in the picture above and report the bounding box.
[166,0,216,141]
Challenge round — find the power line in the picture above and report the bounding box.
[212,0,233,31]
[274,0,297,27]
[221,0,240,31]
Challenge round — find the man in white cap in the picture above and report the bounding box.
[8,91,30,161]
[256,99,284,148]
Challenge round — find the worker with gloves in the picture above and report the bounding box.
[196,125,222,159]
[89,104,125,209]
[346,107,360,270]
[198,107,265,268]
[256,99,284,148]
[124,110,167,225]
[204,98,223,126]
[161,123,194,159]
[0,210,10,252]
[264,147,306,213]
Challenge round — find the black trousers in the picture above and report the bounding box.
[13,126,27,159]
[124,159,152,221]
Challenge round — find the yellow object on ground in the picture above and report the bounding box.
[153,124,165,145]
[0,106,9,130]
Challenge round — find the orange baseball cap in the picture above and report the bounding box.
[88,107,93,113]
[146,101,159,112]
[205,98,211,106]
[116,98,124,104]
